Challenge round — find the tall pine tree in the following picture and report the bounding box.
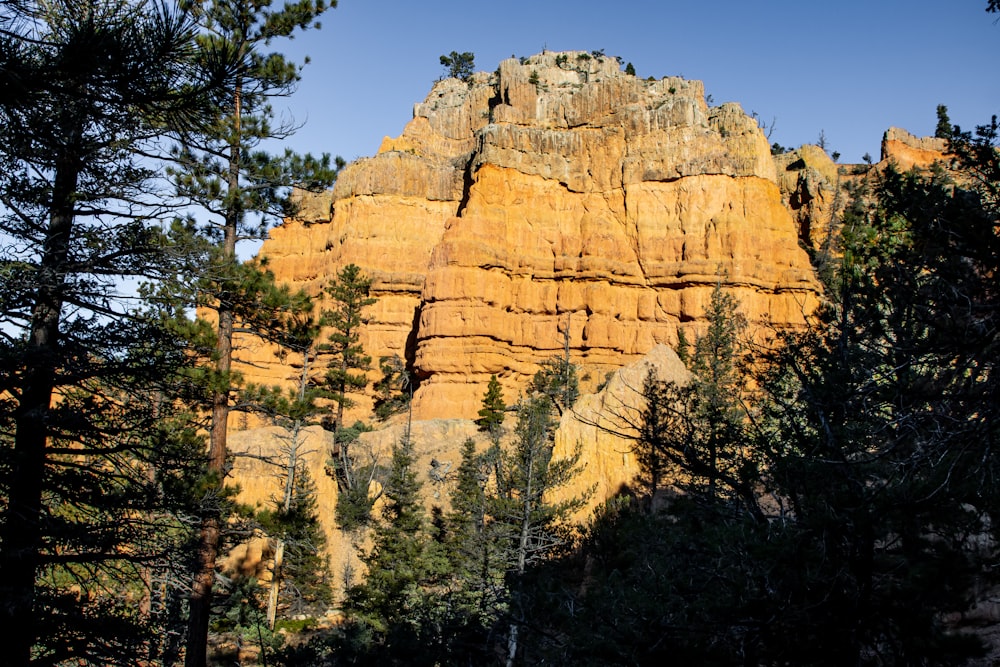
[168,0,338,662]
[321,263,378,529]
[0,1,228,663]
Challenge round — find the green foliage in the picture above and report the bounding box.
[675,326,691,364]
[529,349,579,417]
[491,396,587,569]
[747,161,997,661]
[518,130,1000,662]
[211,577,283,659]
[167,0,339,660]
[624,61,636,76]
[475,374,506,436]
[373,354,412,421]
[0,0,232,661]
[321,263,375,420]
[439,50,475,81]
[336,437,456,660]
[444,440,508,628]
[635,282,756,513]
[257,468,334,617]
[597,125,1000,663]
[491,393,589,663]
[321,264,382,532]
[936,103,953,139]
[334,480,375,532]
[328,420,376,533]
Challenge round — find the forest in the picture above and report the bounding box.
[0,0,998,665]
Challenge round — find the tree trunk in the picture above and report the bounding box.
[185,77,242,667]
[0,158,78,667]
[266,539,286,629]
[268,404,302,630]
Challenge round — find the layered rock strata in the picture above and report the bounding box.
[252,51,824,420]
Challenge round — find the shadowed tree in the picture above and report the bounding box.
[490,394,588,666]
[0,1,233,663]
[167,0,339,661]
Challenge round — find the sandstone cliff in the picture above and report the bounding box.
[227,52,958,603]
[250,51,825,421]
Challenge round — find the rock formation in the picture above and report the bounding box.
[227,52,958,602]
[249,51,826,421]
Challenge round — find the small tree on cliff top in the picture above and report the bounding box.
[440,50,475,82]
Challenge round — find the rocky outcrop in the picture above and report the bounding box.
[773,127,952,256]
[774,144,851,252]
[881,126,948,171]
[248,51,824,421]
[227,52,962,607]
[550,344,690,513]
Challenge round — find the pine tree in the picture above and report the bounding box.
[935,103,953,139]
[529,326,579,417]
[373,354,412,422]
[444,439,507,630]
[240,291,333,629]
[0,1,227,662]
[635,281,761,518]
[256,468,332,626]
[439,50,475,81]
[475,374,506,438]
[687,281,751,506]
[345,436,448,660]
[491,394,588,665]
[747,154,1000,661]
[321,263,379,529]
[169,0,338,661]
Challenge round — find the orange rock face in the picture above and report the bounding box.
[881,126,948,172]
[250,51,826,421]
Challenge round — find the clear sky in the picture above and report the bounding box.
[270,0,998,168]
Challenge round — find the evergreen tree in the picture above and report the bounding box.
[443,439,507,633]
[686,281,754,508]
[241,291,333,629]
[0,1,227,662]
[373,354,411,422]
[343,436,450,662]
[439,50,475,81]
[636,281,761,518]
[256,468,332,626]
[529,327,579,417]
[168,0,339,661]
[475,374,506,438]
[935,103,953,139]
[321,263,379,529]
[491,394,588,665]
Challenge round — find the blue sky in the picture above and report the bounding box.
[271,0,998,167]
